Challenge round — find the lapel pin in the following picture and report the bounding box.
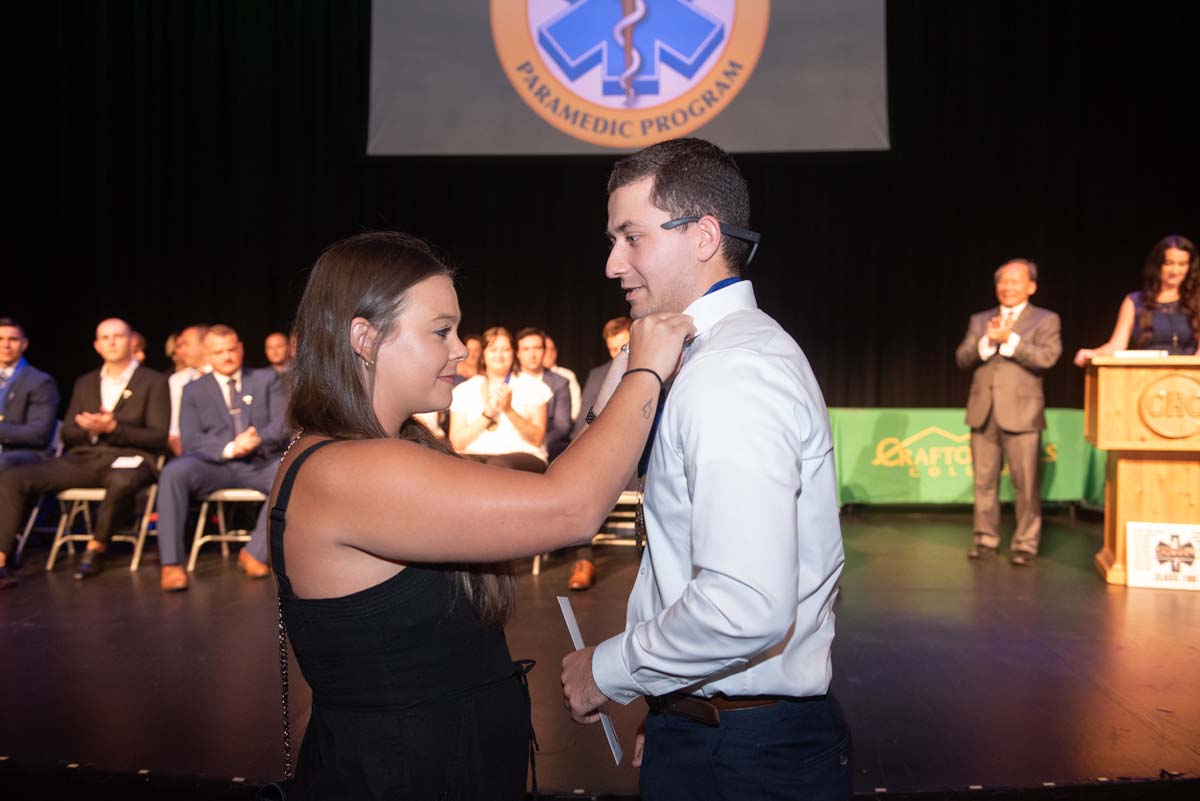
[243,394,254,406]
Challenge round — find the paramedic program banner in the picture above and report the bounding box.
[368,0,889,155]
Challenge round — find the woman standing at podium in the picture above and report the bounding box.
[1074,235,1199,365]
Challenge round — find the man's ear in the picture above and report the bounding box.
[695,215,722,263]
[350,317,378,362]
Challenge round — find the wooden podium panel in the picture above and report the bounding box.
[1084,356,1200,584]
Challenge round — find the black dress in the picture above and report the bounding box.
[268,440,532,800]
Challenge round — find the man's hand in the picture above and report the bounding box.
[168,435,183,457]
[75,411,116,435]
[231,426,261,458]
[633,715,646,767]
[561,646,610,724]
[986,316,1013,345]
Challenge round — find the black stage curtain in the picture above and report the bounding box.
[21,1,1199,410]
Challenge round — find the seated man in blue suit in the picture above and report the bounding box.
[155,324,288,591]
[0,318,60,471]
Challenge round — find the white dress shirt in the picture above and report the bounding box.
[99,360,139,412]
[977,301,1026,361]
[550,364,582,422]
[168,365,212,437]
[592,281,845,704]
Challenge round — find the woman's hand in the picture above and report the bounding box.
[495,384,513,411]
[626,313,696,382]
[1073,348,1094,367]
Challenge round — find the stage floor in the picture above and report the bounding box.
[2,510,1197,797]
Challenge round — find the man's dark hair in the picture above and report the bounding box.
[602,316,631,340]
[514,327,546,346]
[0,317,26,339]
[607,138,752,272]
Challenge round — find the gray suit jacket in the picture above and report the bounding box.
[955,303,1062,432]
[180,368,289,463]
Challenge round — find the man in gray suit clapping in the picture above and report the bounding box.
[955,259,1062,565]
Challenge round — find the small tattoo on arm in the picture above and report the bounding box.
[641,399,654,419]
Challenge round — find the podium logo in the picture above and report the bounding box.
[491,1,770,149]
[872,426,1057,479]
[1138,374,1200,439]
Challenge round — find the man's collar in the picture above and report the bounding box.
[1000,301,1030,316]
[0,357,27,376]
[102,359,138,381]
[682,280,758,338]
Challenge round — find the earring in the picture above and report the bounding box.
[358,352,375,369]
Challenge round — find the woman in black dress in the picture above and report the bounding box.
[1074,234,1199,364]
[265,231,692,800]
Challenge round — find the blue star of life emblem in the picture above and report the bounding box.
[537,0,726,99]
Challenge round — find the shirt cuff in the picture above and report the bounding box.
[999,332,1021,358]
[592,633,643,706]
[222,441,235,459]
[977,335,998,361]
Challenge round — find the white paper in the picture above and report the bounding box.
[557,596,623,766]
[110,455,145,469]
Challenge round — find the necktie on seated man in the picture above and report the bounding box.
[228,378,248,435]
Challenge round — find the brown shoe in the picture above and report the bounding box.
[160,564,189,592]
[567,560,596,591]
[238,549,271,579]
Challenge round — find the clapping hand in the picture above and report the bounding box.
[231,426,261,458]
[986,316,1013,345]
[75,410,117,435]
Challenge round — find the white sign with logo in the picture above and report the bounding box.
[1125,521,1200,591]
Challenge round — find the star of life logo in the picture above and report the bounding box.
[492,1,769,148]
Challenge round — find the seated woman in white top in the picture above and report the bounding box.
[449,326,552,472]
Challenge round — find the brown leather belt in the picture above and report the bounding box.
[645,691,826,727]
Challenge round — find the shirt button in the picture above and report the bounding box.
[639,567,646,575]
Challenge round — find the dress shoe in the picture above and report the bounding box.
[0,564,18,590]
[1011,551,1037,566]
[160,564,189,592]
[74,549,105,580]
[567,560,596,591]
[967,545,997,560]
[238,549,271,579]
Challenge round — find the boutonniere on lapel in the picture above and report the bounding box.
[121,389,133,400]
[242,394,254,406]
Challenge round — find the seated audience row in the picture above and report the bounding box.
[0,319,290,591]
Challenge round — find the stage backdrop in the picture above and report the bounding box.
[368,0,889,154]
[831,408,1107,506]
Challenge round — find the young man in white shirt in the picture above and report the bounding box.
[561,138,851,800]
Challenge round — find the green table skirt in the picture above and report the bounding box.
[829,408,1106,506]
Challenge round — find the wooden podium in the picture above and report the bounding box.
[1084,356,1200,584]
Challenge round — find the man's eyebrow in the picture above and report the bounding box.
[606,219,638,237]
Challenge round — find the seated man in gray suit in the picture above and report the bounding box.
[0,318,169,586]
[155,324,288,591]
[955,259,1062,565]
[0,317,60,471]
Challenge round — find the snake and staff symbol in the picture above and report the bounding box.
[614,0,646,106]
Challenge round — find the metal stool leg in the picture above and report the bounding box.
[218,502,230,558]
[186,500,210,573]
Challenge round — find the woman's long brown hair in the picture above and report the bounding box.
[288,231,517,626]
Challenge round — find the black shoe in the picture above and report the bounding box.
[1011,551,1036,566]
[0,564,17,590]
[74,549,105,580]
[967,545,997,560]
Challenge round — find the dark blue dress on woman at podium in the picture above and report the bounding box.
[266,439,532,800]
[1128,291,1197,354]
